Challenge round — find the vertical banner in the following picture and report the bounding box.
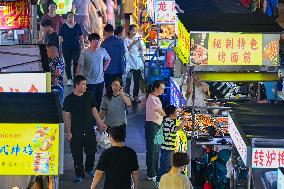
[0,123,59,175]
[176,20,190,64]
[155,0,176,24]
[208,33,262,65]
[0,0,29,29]
[147,0,155,22]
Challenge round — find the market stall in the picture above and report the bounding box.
[229,104,284,189]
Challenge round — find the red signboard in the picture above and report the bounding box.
[0,0,29,29]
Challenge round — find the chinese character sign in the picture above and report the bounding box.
[177,20,190,64]
[0,73,47,93]
[208,33,262,65]
[0,123,59,175]
[0,0,29,29]
[252,148,284,168]
[155,0,176,24]
[228,114,248,165]
[147,0,155,22]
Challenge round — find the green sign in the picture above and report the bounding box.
[53,0,72,15]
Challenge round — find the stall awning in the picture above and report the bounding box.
[197,72,279,82]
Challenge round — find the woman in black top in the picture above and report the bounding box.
[59,11,84,86]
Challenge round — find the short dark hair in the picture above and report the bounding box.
[73,75,86,88]
[128,24,137,36]
[172,152,190,168]
[66,11,75,17]
[88,33,100,41]
[41,19,53,27]
[46,43,57,48]
[151,80,163,92]
[164,105,177,117]
[114,25,124,36]
[48,1,57,8]
[109,127,125,142]
[104,24,114,32]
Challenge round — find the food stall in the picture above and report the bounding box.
[170,0,284,187]
[229,104,284,189]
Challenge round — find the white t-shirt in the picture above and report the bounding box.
[159,172,193,189]
[124,37,144,71]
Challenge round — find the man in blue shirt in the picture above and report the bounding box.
[101,24,126,90]
[263,0,278,19]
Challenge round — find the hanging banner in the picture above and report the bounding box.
[175,20,190,64]
[0,0,29,29]
[147,0,155,22]
[155,0,176,24]
[53,0,72,15]
[0,123,59,175]
[208,33,262,65]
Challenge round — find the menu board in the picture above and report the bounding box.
[190,32,280,66]
[0,123,59,175]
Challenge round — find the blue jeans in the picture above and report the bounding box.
[145,121,160,178]
[157,149,174,182]
[52,89,64,106]
[87,82,104,111]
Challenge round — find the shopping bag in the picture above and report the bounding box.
[96,131,111,149]
[154,126,164,145]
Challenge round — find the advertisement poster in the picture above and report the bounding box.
[176,20,190,64]
[190,32,280,66]
[0,123,59,175]
[0,73,47,93]
[155,0,176,24]
[0,0,29,29]
[53,0,72,15]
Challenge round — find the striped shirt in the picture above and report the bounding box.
[161,117,177,151]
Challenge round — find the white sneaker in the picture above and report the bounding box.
[147,176,157,182]
[67,79,73,86]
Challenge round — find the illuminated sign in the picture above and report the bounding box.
[190,33,279,66]
[0,123,59,175]
[155,0,176,24]
[147,0,155,22]
[53,0,72,15]
[170,77,186,108]
[0,73,47,93]
[0,0,29,29]
[175,20,190,64]
[228,114,248,165]
[252,148,284,168]
[208,33,262,65]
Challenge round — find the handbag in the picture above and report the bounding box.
[154,125,165,145]
[90,0,107,24]
[268,0,279,20]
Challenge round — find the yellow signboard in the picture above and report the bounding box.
[0,123,59,175]
[177,20,190,64]
[208,33,262,65]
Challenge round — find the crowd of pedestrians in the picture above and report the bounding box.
[40,1,192,188]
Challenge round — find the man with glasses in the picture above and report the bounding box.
[76,33,111,110]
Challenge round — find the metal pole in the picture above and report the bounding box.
[247,167,252,189]
[31,5,38,44]
[230,144,235,189]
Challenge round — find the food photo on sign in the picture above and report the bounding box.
[190,32,209,65]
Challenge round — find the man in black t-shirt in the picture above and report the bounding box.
[91,127,139,189]
[63,75,107,183]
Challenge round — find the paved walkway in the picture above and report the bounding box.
[59,86,157,189]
